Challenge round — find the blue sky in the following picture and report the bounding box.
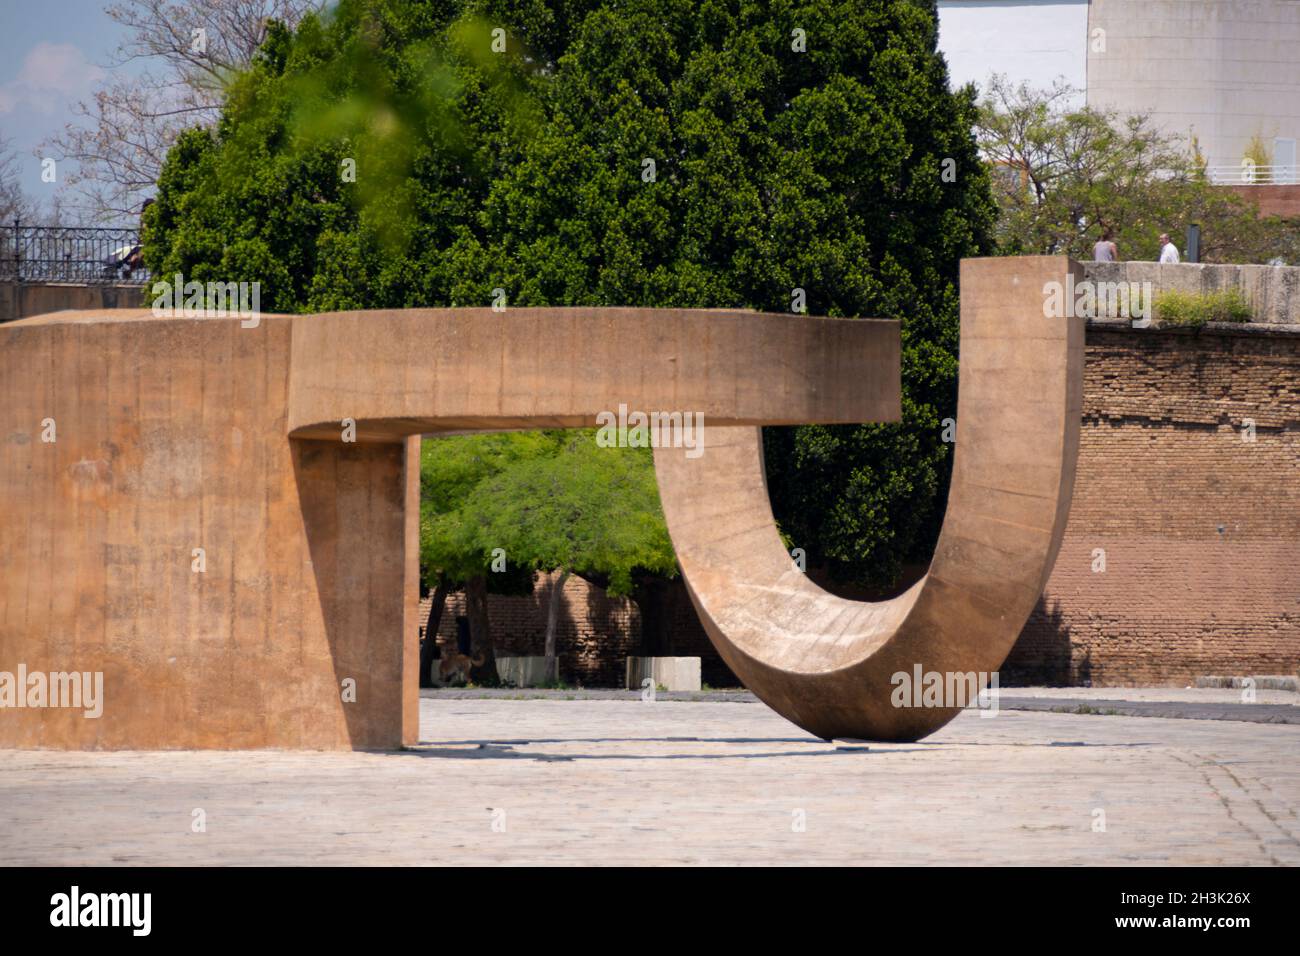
[0,0,144,211]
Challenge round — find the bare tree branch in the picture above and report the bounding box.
[44,0,322,220]
[0,135,36,224]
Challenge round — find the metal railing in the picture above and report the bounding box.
[1206,165,1299,186]
[0,220,151,284]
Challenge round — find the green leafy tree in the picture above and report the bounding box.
[976,74,1298,264]
[451,0,997,589]
[420,431,555,683]
[438,431,675,681]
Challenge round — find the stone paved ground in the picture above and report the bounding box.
[1000,686,1300,705]
[424,686,1300,703]
[998,697,1300,725]
[1,696,1298,865]
[428,686,1300,724]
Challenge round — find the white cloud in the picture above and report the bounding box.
[0,42,104,116]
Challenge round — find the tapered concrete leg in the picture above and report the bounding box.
[0,315,416,749]
[652,257,1085,741]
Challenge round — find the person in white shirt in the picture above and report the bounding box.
[1158,233,1180,263]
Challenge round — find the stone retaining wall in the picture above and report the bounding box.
[0,281,147,323]
[1082,261,1299,325]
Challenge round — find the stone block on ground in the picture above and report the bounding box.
[495,656,551,688]
[626,656,702,692]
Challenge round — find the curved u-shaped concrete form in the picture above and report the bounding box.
[0,256,1080,749]
[652,257,1085,740]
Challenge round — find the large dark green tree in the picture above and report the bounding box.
[146,0,995,597]
[460,0,998,587]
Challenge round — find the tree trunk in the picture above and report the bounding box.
[464,575,498,684]
[544,568,570,684]
[418,577,450,688]
[633,573,679,657]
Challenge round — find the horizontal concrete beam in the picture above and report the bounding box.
[286,308,901,440]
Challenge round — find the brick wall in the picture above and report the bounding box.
[1006,325,1300,685]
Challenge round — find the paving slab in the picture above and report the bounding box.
[422,685,1300,718]
[998,697,1300,725]
[1,697,1297,865]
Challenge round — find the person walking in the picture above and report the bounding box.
[1093,228,1118,262]
[1158,232,1180,263]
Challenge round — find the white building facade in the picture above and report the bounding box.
[936,0,1300,182]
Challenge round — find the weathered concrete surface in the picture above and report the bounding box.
[492,656,551,688]
[999,698,1300,726]
[1005,686,1300,706]
[653,257,1086,742]
[0,311,417,749]
[0,305,898,749]
[0,697,1296,865]
[1086,0,1300,173]
[420,685,1300,720]
[286,307,900,440]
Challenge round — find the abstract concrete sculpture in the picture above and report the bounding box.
[654,257,1085,740]
[0,256,1082,749]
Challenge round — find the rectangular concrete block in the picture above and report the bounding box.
[626,657,702,692]
[495,656,551,688]
[0,313,421,750]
